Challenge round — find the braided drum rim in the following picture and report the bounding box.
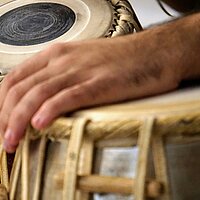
[106,0,142,37]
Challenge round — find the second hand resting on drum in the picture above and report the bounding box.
[0,3,200,153]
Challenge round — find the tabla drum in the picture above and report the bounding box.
[0,1,200,200]
[0,0,142,199]
[0,82,200,200]
[0,0,142,80]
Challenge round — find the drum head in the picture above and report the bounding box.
[0,0,140,70]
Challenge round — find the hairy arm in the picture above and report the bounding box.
[161,0,197,12]
[132,11,200,81]
[0,11,200,152]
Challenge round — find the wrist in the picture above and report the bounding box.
[126,28,183,89]
[129,12,200,84]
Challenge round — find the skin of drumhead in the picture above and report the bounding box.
[0,0,113,68]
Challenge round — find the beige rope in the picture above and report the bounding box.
[0,184,8,200]
[62,118,88,200]
[0,145,8,191]
[27,111,200,143]
[33,135,47,200]
[21,131,30,200]
[76,137,94,200]
[134,117,154,200]
[9,144,22,200]
[1,152,8,192]
[152,135,171,200]
[28,118,73,140]
[0,146,8,200]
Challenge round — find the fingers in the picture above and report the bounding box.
[1,71,90,152]
[31,76,119,129]
[0,50,49,111]
[2,72,123,153]
[0,71,50,133]
[0,44,76,135]
[0,43,79,153]
[0,43,71,111]
[31,80,98,129]
[2,76,104,150]
[0,39,130,153]
[0,65,61,135]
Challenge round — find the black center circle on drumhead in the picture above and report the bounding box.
[0,3,76,46]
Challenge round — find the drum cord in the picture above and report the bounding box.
[156,0,173,17]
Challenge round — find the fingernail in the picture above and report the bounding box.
[32,115,46,129]
[4,129,14,141]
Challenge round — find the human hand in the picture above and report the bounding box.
[0,35,180,152]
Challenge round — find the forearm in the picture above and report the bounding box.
[127,12,200,84]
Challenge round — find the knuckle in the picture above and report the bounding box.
[34,84,51,98]
[23,99,34,110]
[15,108,24,118]
[79,84,97,102]
[70,88,84,104]
[50,43,66,55]
[7,86,23,102]
[69,85,93,107]
[15,98,35,116]
[11,108,27,125]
